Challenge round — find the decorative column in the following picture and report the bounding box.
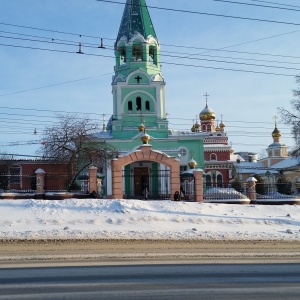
[246,176,257,203]
[88,166,98,194]
[111,158,123,199]
[194,169,204,203]
[35,168,45,195]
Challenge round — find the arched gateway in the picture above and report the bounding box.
[111,145,180,200]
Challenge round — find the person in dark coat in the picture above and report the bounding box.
[173,191,180,201]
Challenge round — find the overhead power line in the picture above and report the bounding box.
[0,22,114,40]
[210,0,300,12]
[249,0,300,9]
[0,42,296,77]
[96,0,300,26]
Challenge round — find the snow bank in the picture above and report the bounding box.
[0,199,299,241]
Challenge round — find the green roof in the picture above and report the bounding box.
[116,0,157,45]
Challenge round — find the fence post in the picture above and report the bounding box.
[194,169,204,203]
[246,176,257,203]
[35,168,45,195]
[88,165,98,194]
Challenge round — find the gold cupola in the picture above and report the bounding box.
[138,123,145,132]
[191,119,196,132]
[272,126,281,138]
[215,120,220,132]
[200,101,215,121]
[188,158,197,169]
[141,132,150,144]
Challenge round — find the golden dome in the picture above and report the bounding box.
[272,126,281,138]
[199,103,215,121]
[188,158,197,169]
[191,124,195,132]
[194,122,200,129]
[220,122,225,128]
[141,133,150,144]
[230,147,234,154]
[215,125,220,132]
[138,123,145,132]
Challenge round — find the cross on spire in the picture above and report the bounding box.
[135,75,142,84]
[273,115,278,126]
[203,93,210,105]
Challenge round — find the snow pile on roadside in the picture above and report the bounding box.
[0,199,299,241]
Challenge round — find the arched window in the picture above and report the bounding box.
[149,46,157,64]
[119,46,126,64]
[207,124,211,132]
[206,175,212,187]
[145,101,150,111]
[132,44,143,61]
[202,125,206,132]
[128,101,132,111]
[217,174,223,187]
[210,153,217,161]
[136,97,142,111]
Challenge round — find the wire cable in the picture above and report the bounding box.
[96,0,300,26]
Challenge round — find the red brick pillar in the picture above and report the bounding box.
[194,169,204,203]
[35,168,45,194]
[246,176,257,203]
[88,166,98,194]
[111,159,123,199]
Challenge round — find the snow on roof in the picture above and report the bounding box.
[229,154,245,162]
[271,157,300,169]
[234,161,277,174]
[94,131,113,138]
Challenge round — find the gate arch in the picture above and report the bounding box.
[111,145,180,199]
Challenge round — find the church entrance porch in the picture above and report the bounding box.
[111,145,180,200]
[122,163,171,200]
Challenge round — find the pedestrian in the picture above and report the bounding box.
[173,191,180,201]
[144,187,149,200]
[180,185,185,200]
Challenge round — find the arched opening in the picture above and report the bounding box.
[117,46,126,66]
[111,145,181,200]
[210,153,217,161]
[128,101,132,111]
[145,100,150,111]
[206,174,212,187]
[217,174,223,187]
[149,46,157,65]
[136,97,142,111]
[132,44,143,61]
[202,124,206,132]
[207,124,211,132]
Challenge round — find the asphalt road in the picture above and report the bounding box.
[0,263,299,299]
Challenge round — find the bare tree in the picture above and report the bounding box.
[37,114,117,190]
[278,75,300,154]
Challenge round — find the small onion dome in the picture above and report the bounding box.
[138,123,145,132]
[200,103,215,121]
[215,125,220,132]
[230,147,234,154]
[194,122,200,130]
[141,132,150,144]
[188,158,197,169]
[272,126,281,138]
[191,124,195,132]
[220,122,225,129]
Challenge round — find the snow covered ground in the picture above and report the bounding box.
[0,199,299,241]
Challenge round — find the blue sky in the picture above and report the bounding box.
[1,0,300,158]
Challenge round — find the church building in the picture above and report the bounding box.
[96,0,208,199]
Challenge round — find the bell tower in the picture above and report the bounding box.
[111,0,168,139]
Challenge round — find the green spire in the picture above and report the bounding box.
[116,0,157,45]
